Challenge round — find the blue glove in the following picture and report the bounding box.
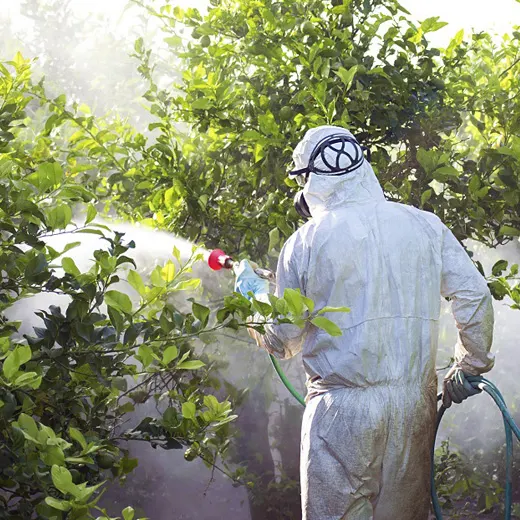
[234,260,270,300]
[442,366,481,408]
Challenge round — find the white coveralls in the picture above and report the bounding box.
[255,126,495,519]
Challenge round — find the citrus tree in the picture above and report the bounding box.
[110,0,520,265]
[0,54,333,519]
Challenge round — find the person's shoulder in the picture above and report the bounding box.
[387,202,446,230]
[281,219,316,254]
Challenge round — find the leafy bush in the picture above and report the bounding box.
[0,55,340,518]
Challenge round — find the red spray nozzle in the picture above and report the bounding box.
[208,249,234,271]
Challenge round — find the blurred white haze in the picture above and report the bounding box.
[1,0,520,518]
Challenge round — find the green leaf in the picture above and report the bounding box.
[496,146,518,157]
[421,16,448,34]
[192,302,210,326]
[491,259,508,276]
[254,142,265,163]
[311,316,342,336]
[15,426,41,445]
[105,290,133,314]
[17,412,39,439]
[301,295,315,313]
[51,465,78,496]
[25,253,48,279]
[433,166,459,180]
[275,297,289,315]
[74,228,105,236]
[498,225,520,237]
[111,376,127,392]
[62,257,81,277]
[122,507,136,520]
[468,175,480,194]
[416,148,437,173]
[258,111,279,136]
[40,446,65,466]
[45,204,73,230]
[203,394,220,415]
[172,245,181,263]
[3,345,32,379]
[191,97,213,110]
[69,427,87,450]
[27,162,63,191]
[335,65,358,89]
[446,29,464,56]
[317,306,351,314]
[14,372,42,389]
[44,113,60,134]
[408,27,423,44]
[161,261,176,282]
[164,35,182,47]
[162,345,179,365]
[252,298,272,317]
[283,288,304,315]
[150,265,167,287]
[134,37,144,53]
[127,270,146,296]
[74,481,103,502]
[138,345,154,368]
[182,401,196,420]
[108,306,124,332]
[61,241,81,255]
[173,279,201,291]
[421,189,432,206]
[177,360,205,370]
[216,308,230,323]
[268,227,280,252]
[44,496,71,512]
[85,203,97,225]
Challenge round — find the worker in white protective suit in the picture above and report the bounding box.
[234,125,494,520]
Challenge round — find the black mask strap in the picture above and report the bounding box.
[294,191,312,219]
[288,134,370,180]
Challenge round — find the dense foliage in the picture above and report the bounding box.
[0,54,340,518]
[123,1,520,264]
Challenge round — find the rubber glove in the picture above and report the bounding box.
[442,365,481,408]
[234,259,269,300]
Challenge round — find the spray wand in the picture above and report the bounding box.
[207,249,274,281]
[207,249,306,407]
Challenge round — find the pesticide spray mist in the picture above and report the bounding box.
[4,221,253,519]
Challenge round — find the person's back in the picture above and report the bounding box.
[294,200,447,518]
[301,200,444,393]
[236,125,494,520]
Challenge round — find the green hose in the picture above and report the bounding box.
[269,354,306,407]
[432,376,520,520]
[269,359,520,519]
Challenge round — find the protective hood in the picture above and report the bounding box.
[292,125,385,216]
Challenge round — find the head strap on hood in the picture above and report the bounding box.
[289,133,366,178]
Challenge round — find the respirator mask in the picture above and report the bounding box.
[288,133,370,219]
